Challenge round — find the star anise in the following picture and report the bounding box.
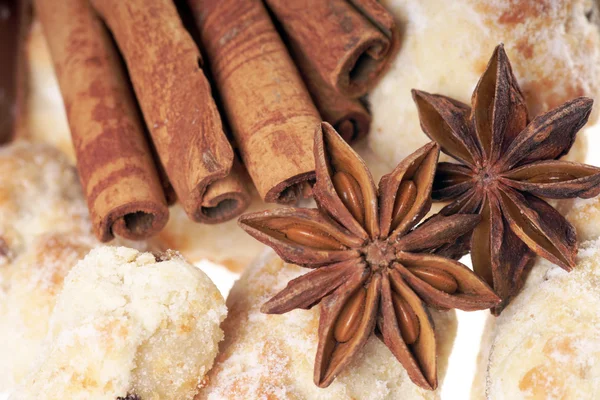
[412,44,600,314]
[239,122,500,390]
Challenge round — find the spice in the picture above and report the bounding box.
[412,44,600,314]
[266,0,400,142]
[306,86,371,144]
[276,29,372,143]
[239,122,499,389]
[265,0,400,99]
[187,0,321,204]
[200,157,251,224]
[36,0,169,241]
[90,0,250,224]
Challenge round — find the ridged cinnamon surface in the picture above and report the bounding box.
[188,0,321,204]
[35,0,169,241]
[90,0,248,223]
[265,0,400,98]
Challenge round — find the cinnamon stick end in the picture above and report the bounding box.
[264,171,316,205]
[334,111,372,144]
[95,202,169,242]
[196,193,250,225]
[188,170,252,224]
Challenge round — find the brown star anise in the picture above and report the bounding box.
[239,122,500,390]
[412,44,600,314]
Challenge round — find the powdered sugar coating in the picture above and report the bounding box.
[197,250,457,400]
[0,142,97,392]
[12,247,226,400]
[559,195,600,242]
[0,141,90,264]
[0,142,155,395]
[481,239,600,399]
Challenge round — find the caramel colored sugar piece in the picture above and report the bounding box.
[188,0,321,204]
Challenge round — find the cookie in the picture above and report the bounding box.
[479,241,600,399]
[13,247,227,400]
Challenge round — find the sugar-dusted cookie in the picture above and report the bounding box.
[559,195,600,242]
[12,247,226,400]
[196,251,457,400]
[0,233,96,392]
[0,142,93,391]
[369,0,600,168]
[0,142,153,393]
[475,239,600,399]
[0,141,90,259]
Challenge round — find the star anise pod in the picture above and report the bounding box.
[412,44,600,314]
[239,122,500,390]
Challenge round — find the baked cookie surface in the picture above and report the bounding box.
[479,240,600,399]
[12,246,226,400]
[0,142,96,391]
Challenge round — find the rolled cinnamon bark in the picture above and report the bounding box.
[291,56,372,143]
[319,94,371,144]
[265,0,400,99]
[35,0,169,242]
[201,156,251,223]
[0,0,30,144]
[90,0,249,222]
[187,0,321,204]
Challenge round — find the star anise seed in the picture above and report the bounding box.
[239,122,500,390]
[412,44,600,314]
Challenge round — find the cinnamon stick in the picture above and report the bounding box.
[317,93,371,144]
[201,156,251,223]
[35,0,169,242]
[90,0,250,222]
[0,0,30,144]
[264,0,400,98]
[187,0,321,204]
[292,59,372,144]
